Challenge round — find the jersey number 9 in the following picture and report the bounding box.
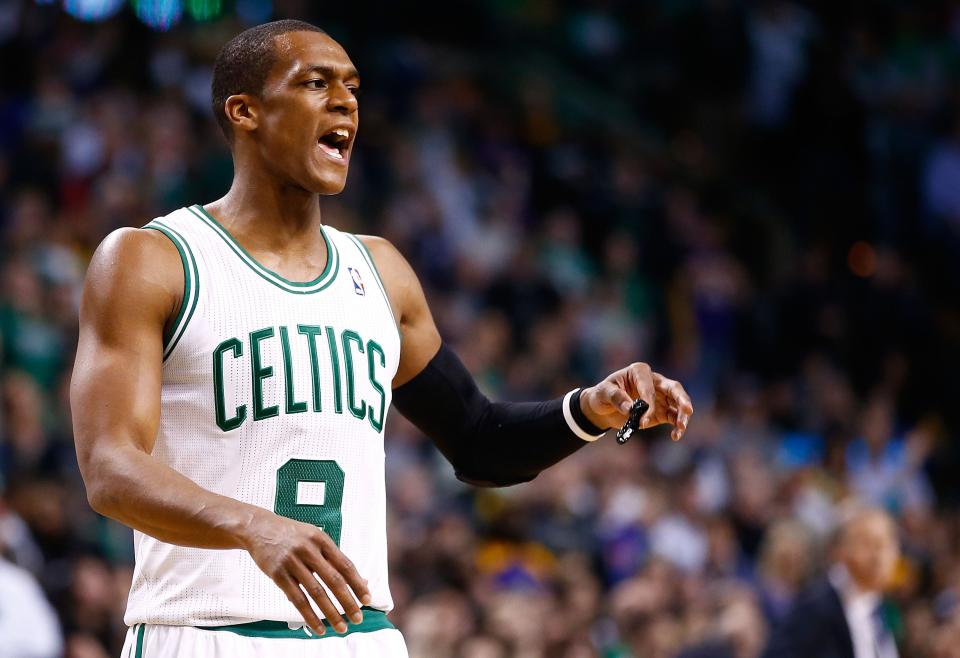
[274,458,345,546]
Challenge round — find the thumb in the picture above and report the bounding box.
[600,382,634,415]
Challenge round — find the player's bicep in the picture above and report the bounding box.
[71,228,180,466]
[393,286,442,387]
[73,329,162,455]
[356,235,441,387]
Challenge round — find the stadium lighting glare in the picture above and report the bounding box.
[41,0,240,28]
[186,0,222,21]
[133,0,183,31]
[63,0,125,21]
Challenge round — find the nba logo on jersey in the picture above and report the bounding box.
[348,266,365,296]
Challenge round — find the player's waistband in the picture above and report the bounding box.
[194,607,393,640]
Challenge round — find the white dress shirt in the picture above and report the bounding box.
[828,565,898,658]
[0,557,62,658]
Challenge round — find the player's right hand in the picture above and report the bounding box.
[240,509,371,636]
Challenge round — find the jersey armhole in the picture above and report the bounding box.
[142,220,200,361]
[345,233,403,345]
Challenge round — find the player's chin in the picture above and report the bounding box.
[316,178,347,195]
[310,166,349,195]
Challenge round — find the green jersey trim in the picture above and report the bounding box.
[196,607,394,639]
[344,233,402,344]
[142,220,200,361]
[187,204,339,295]
[134,623,145,658]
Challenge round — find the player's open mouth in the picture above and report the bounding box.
[318,127,351,162]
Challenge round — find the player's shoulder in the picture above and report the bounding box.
[84,223,185,319]
[91,225,181,278]
[353,233,394,253]
[94,206,196,267]
[352,234,409,271]
[349,234,427,321]
[353,234,422,285]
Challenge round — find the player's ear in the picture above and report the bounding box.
[223,94,260,135]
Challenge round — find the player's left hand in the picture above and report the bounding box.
[580,362,693,441]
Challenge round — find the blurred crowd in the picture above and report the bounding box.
[3,1,960,657]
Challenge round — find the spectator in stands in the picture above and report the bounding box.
[761,505,900,658]
[0,542,62,658]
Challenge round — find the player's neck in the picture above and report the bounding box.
[211,176,325,250]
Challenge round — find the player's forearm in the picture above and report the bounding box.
[82,442,264,550]
[392,343,605,486]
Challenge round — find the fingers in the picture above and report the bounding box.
[276,572,327,636]
[670,412,690,440]
[289,560,350,634]
[627,363,656,423]
[667,381,693,435]
[654,374,693,441]
[267,528,372,636]
[322,542,372,608]
[297,532,370,631]
[311,549,366,626]
[590,365,692,441]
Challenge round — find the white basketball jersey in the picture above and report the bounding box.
[124,204,401,627]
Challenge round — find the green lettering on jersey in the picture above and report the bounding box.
[250,327,279,421]
[213,337,247,431]
[341,330,367,421]
[325,326,344,414]
[279,326,307,415]
[297,324,323,412]
[367,339,386,433]
[212,325,389,431]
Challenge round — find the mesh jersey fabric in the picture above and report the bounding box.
[124,205,401,627]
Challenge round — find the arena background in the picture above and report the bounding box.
[2,1,960,656]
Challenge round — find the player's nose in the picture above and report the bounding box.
[326,81,358,115]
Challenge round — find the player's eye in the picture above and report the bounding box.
[347,86,360,96]
[305,79,327,89]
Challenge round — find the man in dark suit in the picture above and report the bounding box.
[760,506,900,658]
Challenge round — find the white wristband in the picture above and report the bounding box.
[563,388,606,442]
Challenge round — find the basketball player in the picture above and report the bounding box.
[70,20,693,658]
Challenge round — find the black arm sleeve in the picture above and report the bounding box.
[391,343,606,487]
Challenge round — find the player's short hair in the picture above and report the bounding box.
[211,19,327,142]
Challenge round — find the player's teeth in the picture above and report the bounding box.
[318,142,343,159]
